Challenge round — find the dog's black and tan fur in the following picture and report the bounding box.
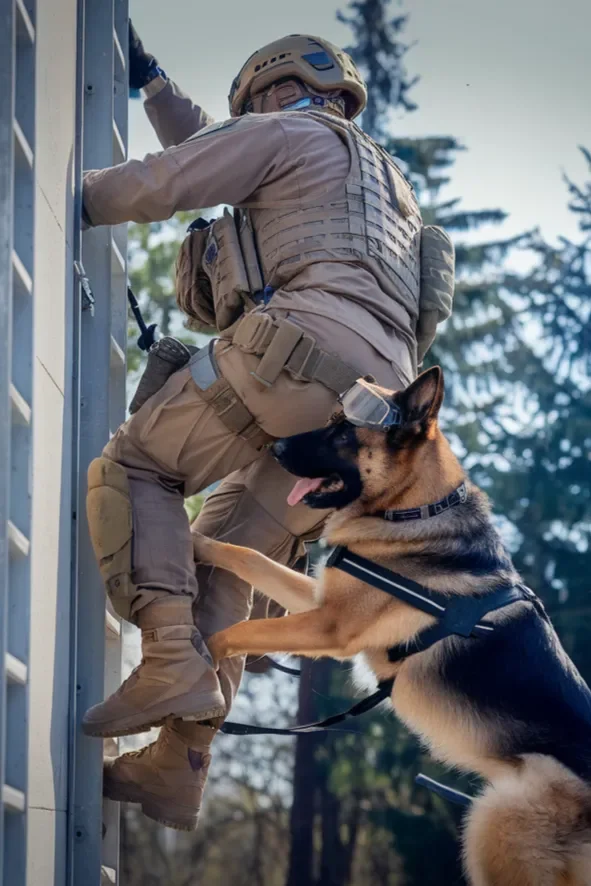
[193,367,591,885]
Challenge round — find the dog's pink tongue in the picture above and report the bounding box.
[287,477,325,507]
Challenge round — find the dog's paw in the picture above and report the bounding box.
[191,531,219,566]
[208,631,230,667]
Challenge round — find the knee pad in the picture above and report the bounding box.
[86,457,135,602]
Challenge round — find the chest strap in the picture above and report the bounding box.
[326,545,540,663]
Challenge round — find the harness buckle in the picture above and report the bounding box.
[285,334,318,381]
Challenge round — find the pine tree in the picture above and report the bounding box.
[337,0,418,140]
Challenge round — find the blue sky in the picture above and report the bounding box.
[129,0,591,245]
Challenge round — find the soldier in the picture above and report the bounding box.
[81,25,454,830]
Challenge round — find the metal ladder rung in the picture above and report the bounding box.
[3,784,26,814]
[113,28,125,69]
[10,382,32,425]
[112,120,125,163]
[110,237,125,274]
[101,865,117,885]
[105,609,121,639]
[7,520,31,557]
[12,249,33,294]
[5,653,27,686]
[110,335,125,368]
[15,0,35,43]
[13,119,34,168]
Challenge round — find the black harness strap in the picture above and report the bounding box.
[220,545,539,774]
[327,545,536,663]
[221,678,394,736]
[265,657,302,677]
[415,774,473,808]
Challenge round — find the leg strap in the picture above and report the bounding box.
[232,314,360,395]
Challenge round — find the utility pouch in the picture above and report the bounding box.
[129,336,196,415]
[176,210,264,334]
[175,220,216,331]
[205,208,261,332]
[417,225,455,363]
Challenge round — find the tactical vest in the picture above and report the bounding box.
[175,110,453,361]
[239,109,423,307]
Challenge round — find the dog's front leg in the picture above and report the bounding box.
[192,531,318,613]
[208,610,340,665]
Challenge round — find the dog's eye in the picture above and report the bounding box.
[333,426,354,447]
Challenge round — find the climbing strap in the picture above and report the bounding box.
[231,313,360,394]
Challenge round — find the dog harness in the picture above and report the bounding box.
[221,483,544,805]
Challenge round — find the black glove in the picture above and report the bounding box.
[128,20,160,90]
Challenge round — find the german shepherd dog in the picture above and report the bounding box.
[193,367,591,885]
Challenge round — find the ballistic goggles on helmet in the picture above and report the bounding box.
[340,378,402,430]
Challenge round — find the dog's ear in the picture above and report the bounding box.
[398,366,444,427]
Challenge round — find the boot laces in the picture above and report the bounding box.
[122,738,158,762]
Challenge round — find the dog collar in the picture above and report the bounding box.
[374,482,468,522]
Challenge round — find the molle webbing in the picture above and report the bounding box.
[232,313,360,395]
[239,109,422,310]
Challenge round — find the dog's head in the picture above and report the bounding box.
[273,366,446,511]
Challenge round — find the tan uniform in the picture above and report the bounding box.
[83,79,417,708]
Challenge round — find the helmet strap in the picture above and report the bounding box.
[244,78,346,118]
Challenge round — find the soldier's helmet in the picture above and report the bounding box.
[229,34,367,120]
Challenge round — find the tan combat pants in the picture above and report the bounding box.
[103,338,404,706]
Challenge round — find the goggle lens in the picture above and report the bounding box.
[340,379,401,429]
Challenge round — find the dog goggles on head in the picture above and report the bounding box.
[340,378,402,430]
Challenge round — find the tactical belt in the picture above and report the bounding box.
[231,312,361,395]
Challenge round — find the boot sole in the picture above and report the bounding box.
[82,691,226,738]
[103,775,199,832]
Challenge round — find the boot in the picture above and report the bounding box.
[103,719,217,831]
[83,598,226,737]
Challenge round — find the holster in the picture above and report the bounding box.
[129,336,195,415]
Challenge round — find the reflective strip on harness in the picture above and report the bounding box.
[326,545,541,663]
